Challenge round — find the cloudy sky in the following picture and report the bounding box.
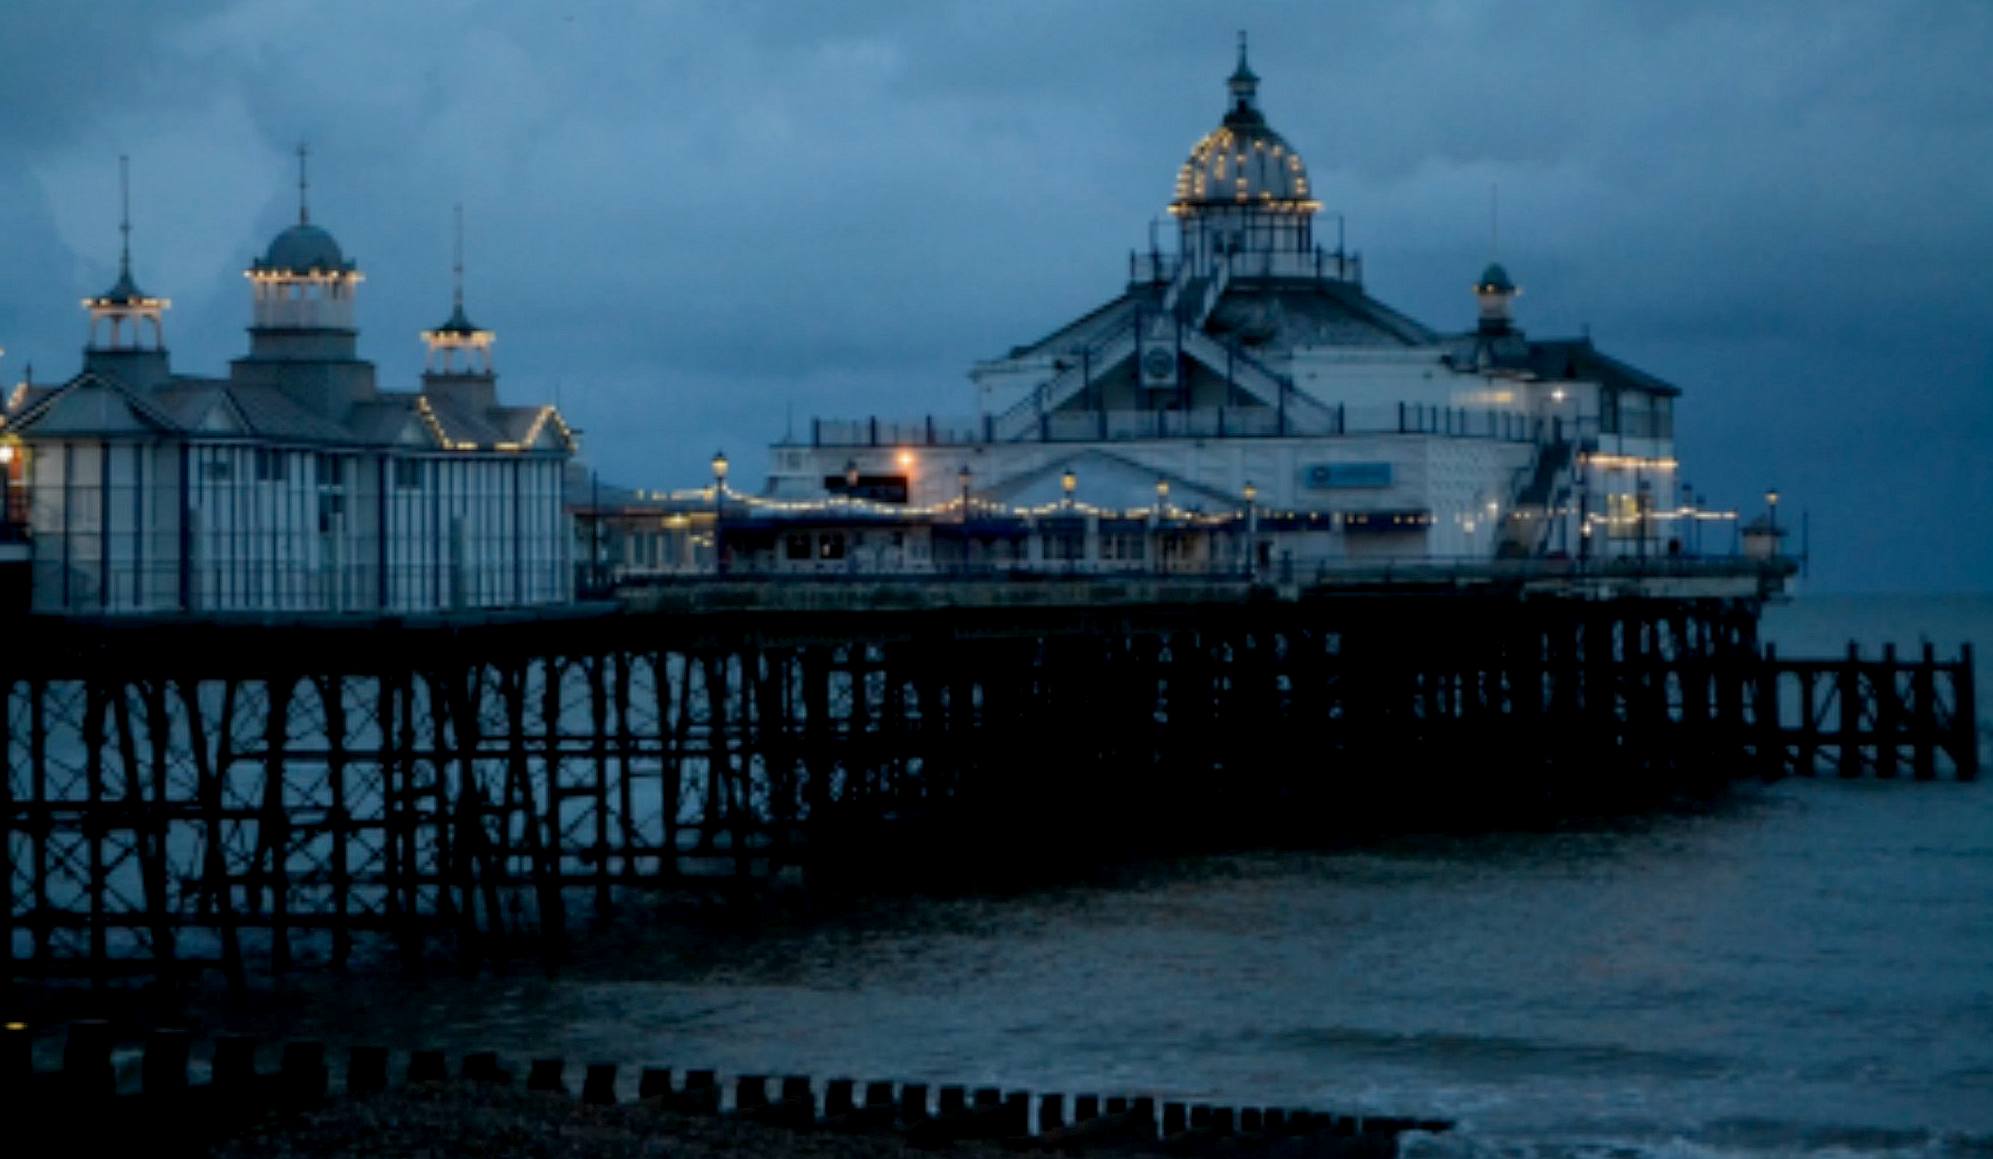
[2,1,1988,591]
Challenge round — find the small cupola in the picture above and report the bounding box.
[1474,261,1518,334]
[82,156,172,389]
[420,205,497,410]
[245,146,363,345]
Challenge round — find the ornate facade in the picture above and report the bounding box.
[0,157,574,614]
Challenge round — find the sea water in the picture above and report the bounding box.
[210,594,1992,1156]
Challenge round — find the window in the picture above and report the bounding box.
[818,534,846,561]
[317,491,345,533]
[203,457,233,482]
[785,533,811,561]
[315,453,344,487]
[254,448,287,482]
[393,459,424,490]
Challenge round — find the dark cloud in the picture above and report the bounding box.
[2,0,1988,590]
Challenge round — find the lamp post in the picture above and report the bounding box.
[1679,480,1693,556]
[954,463,973,573]
[1573,456,1590,562]
[1242,480,1258,579]
[844,459,860,496]
[711,449,729,575]
[1154,478,1169,575]
[1061,467,1077,508]
[1765,487,1780,537]
[1635,476,1651,562]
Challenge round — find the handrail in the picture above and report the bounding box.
[990,315,1143,435]
[1195,253,1232,328]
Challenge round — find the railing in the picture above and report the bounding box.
[1195,254,1232,326]
[1129,247,1361,285]
[810,417,985,448]
[1041,408,1291,441]
[812,404,1549,447]
[605,554,1798,596]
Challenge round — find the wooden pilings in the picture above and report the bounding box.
[0,596,1978,983]
[1756,639,1979,780]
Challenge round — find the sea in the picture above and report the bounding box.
[205,593,1993,1156]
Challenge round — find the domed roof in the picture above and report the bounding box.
[1476,262,1515,293]
[253,222,354,275]
[1169,37,1319,214]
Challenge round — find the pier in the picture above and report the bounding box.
[1,580,1977,987]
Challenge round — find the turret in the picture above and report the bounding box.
[420,205,497,410]
[230,146,377,415]
[81,156,172,390]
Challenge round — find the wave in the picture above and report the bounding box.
[1404,1118,1993,1159]
[1265,1025,1732,1080]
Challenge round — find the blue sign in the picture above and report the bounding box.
[1302,462,1393,490]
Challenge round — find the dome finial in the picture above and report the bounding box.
[453,202,465,313]
[118,154,132,281]
[297,142,310,226]
[1227,29,1260,111]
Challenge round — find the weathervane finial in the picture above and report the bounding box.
[297,142,310,225]
[453,203,465,312]
[118,154,132,279]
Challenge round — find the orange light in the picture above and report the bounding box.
[896,449,915,471]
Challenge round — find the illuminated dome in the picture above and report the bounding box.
[1169,35,1319,215]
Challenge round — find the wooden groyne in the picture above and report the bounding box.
[1,1019,1447,1155]
[0,589,1978,985]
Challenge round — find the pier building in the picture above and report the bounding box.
[756,37,1700,575]
[0,159,575,614]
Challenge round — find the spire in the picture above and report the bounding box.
[297,142,310,225]
[83,155,171,369]
[422,204,493,385]
[118,154,132,282]
[1225,30,1261,121]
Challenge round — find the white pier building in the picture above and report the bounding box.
[753,38,1710,577]
[0,160,575,614]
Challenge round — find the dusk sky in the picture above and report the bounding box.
[2,1,1988,591]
